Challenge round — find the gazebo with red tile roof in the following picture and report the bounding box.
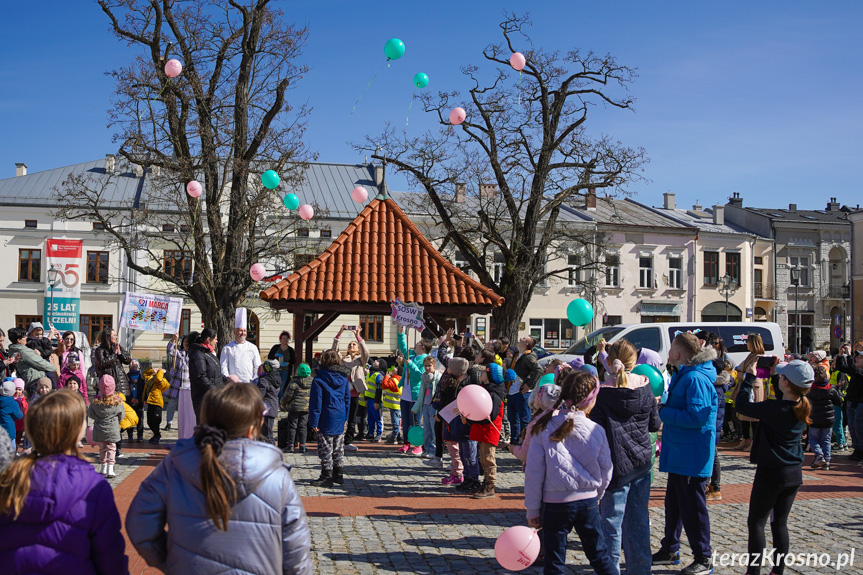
[260,188,504,362]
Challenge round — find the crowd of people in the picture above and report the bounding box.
[0,312,861,575]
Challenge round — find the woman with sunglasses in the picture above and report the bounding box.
[59,332,87,392]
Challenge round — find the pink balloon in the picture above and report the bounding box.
[85,425,94,446]
[495,525,541,571]
[164,59,183,78]
[449,107,466,125]
[299,204,314,220]
[456,384,492,420]
[250,263,267,281]
[186,180,202,198]
[510,52,526,71]
[351,186,368,203]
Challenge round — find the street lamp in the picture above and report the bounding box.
[790,266,801,354]
[46,265,60,328]
[717,273,739,322]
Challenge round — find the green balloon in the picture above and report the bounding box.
[384,38,405,60]
[283,193,299,210]
[538,373,556,388]
[566,298,593,327]
[632,364,665,397]
[407,425,424,447]
[413,72,429,88]
[261,170,280,190]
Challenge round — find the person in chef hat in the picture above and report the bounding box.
[219,308,262,383]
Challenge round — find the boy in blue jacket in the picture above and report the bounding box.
[309,349,351,488]
[653,332,718,575]
[0,380,24,444]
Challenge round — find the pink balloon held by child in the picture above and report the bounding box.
[456,385,492,420]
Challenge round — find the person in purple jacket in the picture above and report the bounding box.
[0,388,128,574]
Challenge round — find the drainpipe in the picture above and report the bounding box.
[749,235,756,322]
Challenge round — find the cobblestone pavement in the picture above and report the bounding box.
[97,420,863,574]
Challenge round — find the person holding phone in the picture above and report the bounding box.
[731,334,768,452]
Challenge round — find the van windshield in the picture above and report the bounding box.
[561,327,625,355]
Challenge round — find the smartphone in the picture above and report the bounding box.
[347,325,356,331]
[756,356,776,369]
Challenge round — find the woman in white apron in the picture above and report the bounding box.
[172,334,196,439]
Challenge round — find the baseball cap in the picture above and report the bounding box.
[776,360,814,388]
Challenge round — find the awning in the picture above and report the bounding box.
[640,301,682,316]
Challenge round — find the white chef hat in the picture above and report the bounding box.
[235,308,248,330]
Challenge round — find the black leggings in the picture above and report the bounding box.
[741,420,759,440]
[434,417,443,458]
[710,450,721,489]
[747,476,800,575]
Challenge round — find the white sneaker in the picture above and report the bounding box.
[100,464,108,475]
[116,453,127,459]
[106,465,116,479]
[344,444,358,452]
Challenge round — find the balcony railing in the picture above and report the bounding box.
[822,284,850,299]
[754,282,777,300]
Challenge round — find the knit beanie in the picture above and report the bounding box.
[535,384,561,411]
[448,357,469,377]
[504,369,517,383]
[297,363,311,378]
[99,375,116,396]
[0,381,13,397]
[13,378,25,390]
[66,374,82,388]
[488,363,504,385]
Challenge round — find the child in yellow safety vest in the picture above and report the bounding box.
[376,363,402,443]
[362,359,386,442]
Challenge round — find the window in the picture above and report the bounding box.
[320,228,332,238]
[529,318,543,342]
[639,256,653,288]
[704,251,719,285]
[24,220,37,229]
[162,224,175,233]
[163,250,192,280]
[297,227,309,237]
[164,309,192,339]
[86,251,109,284]
[15,315,43,331]
[789,256,810,286]
[560,319,576,348]
[92,222,105,231]
[247,312,260,349]
[567,254,581,287]
[623,327,662,352]
[754,256,763,265]
[544,319,560,349]
[603,315,622,327]
[492,252,506,284]
[669,257,682,289]
[294,253,316,270]
[453,250,469,271]
[360,315,385,342]
[604,253,620,287]
[726,252,741,284]
[18,249,41,282]
[80,315,113,346]
[180,224,190,233]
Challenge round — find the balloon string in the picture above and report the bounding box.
[405,95,414,127]
[518,70,522,106]
[352,60,389,114]
[158,78,171,97]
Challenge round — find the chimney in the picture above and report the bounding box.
[105,154,115,173]
[663,192,676,210]
[15,163,27,177]
[827,197,841,211]
[479,183,498,199]
[692,202,702,211]
[455,182,466,203]
[134,164,144,177]
[586,187,597,210]
[728,192,743,207]
[712,205,725,225]
[374,165,384,187]
[788,203,797,212]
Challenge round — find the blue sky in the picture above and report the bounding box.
[1,1,860,211]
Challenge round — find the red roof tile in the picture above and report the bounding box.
[260,198,504,309]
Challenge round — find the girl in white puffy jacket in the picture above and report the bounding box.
[525,371,616,575]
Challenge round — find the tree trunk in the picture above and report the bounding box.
[196,300,236,355]
[491,276,533,342]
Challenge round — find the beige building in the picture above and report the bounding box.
[849,210,863,343]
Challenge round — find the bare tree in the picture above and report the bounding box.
[56,0,313,347]
[358,13,646,339]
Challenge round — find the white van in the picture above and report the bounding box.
[537,322,785,372]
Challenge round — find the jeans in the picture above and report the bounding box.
[400,399,416,442]
[660,473,712,560]
[458,439,479,480]
[848,400,863,450]
[507,391,531,444]
[746,476,800,575]
[600,471,652,575]
[389,408,401,439]
[809,427,833,462]
[164,395,178,425]
[833,405,846,446]
[261,415,275,444]
[422,404,437,454]
[543,498,617,575]
[366,401,383,437]
[278,370,290,401]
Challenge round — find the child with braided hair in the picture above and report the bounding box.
[525,371,615,575]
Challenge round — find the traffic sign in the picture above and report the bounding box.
[835,326,842,339]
